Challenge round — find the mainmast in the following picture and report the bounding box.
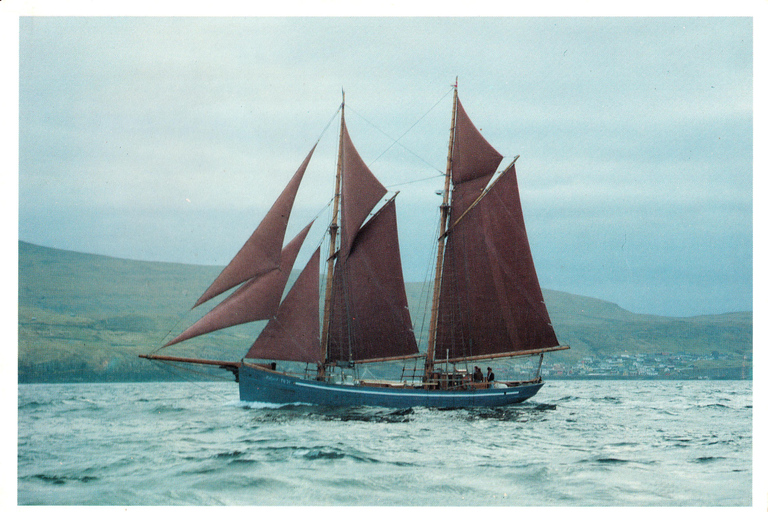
[424,81,459,378]
[318,92,345,379]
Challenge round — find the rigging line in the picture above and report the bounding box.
[151,316,188,354]
[346,86,453,174]
[386,173,444,189]
[304,195,335,255]
[306,195,333,234]
[417,214,441,346]
[369,88,453,166]
[285,196,334,259]
[315,102,344,146]
[144,359,235,400]
[346,104,439,173]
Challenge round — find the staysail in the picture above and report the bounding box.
[192,146,315,308]
[434,97,559,361]
[164,221,313,347]
[245,247,322,363]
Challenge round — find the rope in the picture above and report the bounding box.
[150,318,187,354]
[346,86,454,176]
[372,87,453,165]
[385,173,444,189]
[315,102,343,146]
[144,357,236,401]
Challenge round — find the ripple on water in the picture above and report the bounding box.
[30,474,99,485]
[18,380,752,507]
[694,456,726,463]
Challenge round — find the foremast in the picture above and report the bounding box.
[319,90,419,372]
[424,82,459,378]
[318,92,345,379]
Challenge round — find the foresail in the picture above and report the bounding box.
[245,247,322,363]
[164,221,314,347]
[327,198,419,362]
[193,146,315,308]
[435,164,559,360]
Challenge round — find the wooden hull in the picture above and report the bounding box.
[239,364,543,408]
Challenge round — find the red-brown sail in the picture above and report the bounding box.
[435,163,559,360]
[164,222,313,347]
[451,98,503,186]
[450,173,494,226]
[245,247,322,363]
[193,146,315,308]
[339,119,387,254]
[445,98,505,226]
[327,198,419,362]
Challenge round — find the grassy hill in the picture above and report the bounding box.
[18,241,752,382]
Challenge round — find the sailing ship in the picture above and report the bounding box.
[140,84,569,407]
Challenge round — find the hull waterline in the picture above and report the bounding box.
[239,364,543,408]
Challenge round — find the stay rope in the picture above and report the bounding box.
[346,86,454,183]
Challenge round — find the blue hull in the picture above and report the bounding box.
[238,364,544,408]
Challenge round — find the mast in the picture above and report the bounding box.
[318,91,345,378]
[424,81,459,378]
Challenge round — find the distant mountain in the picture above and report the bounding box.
[18,241,752,382]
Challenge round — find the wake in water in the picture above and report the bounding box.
[234,399,559,424]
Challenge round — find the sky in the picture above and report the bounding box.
[6,8,759,318]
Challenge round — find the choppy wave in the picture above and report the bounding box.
[18,380,752,506]
[28,474,99,485]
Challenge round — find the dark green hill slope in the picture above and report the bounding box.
[19,242,251,382]
[18,241,751,382]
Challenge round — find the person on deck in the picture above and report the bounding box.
[473,366,483,382]
[486,367,495,383]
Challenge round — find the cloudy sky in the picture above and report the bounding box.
[10,11,757,317]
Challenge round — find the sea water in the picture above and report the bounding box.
[17,380,751,506]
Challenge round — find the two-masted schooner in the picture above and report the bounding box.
[140,84,569,407]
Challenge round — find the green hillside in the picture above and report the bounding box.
[542,289,751,361]
[18,241,752,382]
